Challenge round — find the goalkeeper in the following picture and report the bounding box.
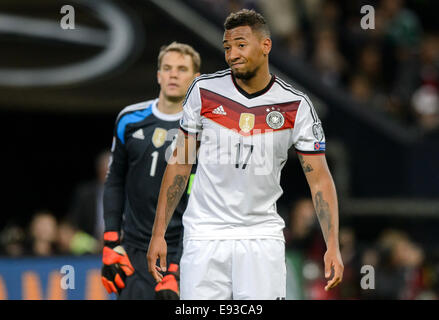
[101,42,201,300]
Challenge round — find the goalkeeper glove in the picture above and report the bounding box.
[101,231,134,294]
[155,263,180,300]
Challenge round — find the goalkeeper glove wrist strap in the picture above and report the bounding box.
[103,231,120,248]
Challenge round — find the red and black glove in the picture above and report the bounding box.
[101,231,134,295]
[155,263,180,300]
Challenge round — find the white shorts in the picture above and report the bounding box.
[180,238,286,300]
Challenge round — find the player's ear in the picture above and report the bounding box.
[194,72,200,78]
[261,37,272,56]
[157,70,161,85]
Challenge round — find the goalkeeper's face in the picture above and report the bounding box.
[157,51,199,103]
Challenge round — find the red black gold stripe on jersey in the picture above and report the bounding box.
[200,88,301,136]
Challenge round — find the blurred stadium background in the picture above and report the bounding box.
[0,0,438,300]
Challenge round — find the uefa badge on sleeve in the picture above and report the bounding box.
[312,122,325,141]
[266,110,285,129]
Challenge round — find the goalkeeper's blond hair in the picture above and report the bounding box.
[157,42,201,73]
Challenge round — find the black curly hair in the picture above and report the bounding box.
[224,9,270,38]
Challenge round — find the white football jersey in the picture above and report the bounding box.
[180,69,325,241]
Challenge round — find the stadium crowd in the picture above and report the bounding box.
[0,152,110,257]
[1,194,438,299]
[282,198,438,299]
[1,169,438,299]
[192,0,439,132]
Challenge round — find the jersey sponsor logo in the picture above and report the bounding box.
[314,141,326,151]
[266,110,285,129]
[152,128,167,148]
[239,113,255,133]
[312,122,325,142]
[132,128,145,140]
[212,105,227,115]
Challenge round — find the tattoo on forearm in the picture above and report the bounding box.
[314,191,332,243]
[165,174,188,221]
[298,154,314,173]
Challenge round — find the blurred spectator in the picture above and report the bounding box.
[57,220,76,255]
[229,0,258,13]
[284,198,330,299]
[391,34,439,123]
[191,0,435,129]
[349,74,375,103]
[411,85,439,132]
[314,0,341,31]
[415,261,439,300]
[195,0,229,17]
[338,227,361,299]
[348,71,388,116]
[418,35,439,89]
[284,30,307,62]
[285,200,367,300]
[284,198,314,300]
[67,150,110,243]
[192,0,258,19]
[0,224,25,257]
[353,42,399,118]
[357,43,384,87]
[27,211,58,256]
[57,220,99,255]
[285,198,320,251]
[361,247,380,268]
[376,0,422,58]
[361,229,425,299]
[301,0,323,24]
[311,29,346,87]
[257,0,298,40]
[286,199,313,236]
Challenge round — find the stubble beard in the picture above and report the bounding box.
[232,65,259,80]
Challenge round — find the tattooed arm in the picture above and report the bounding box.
[297,153,344,291]
[147,130,198,283]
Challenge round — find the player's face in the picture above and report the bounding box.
[223,26,268,80]
[157,51,199,102]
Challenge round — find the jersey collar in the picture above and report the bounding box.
[152,98,183,122]
[231,73,276,99]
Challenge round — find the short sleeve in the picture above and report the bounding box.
[292,96,326,154]
[180,79,203,134]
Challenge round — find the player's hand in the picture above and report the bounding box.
[147,235,167,283]
[155,263,180,300]
[323,246,344,291]
[101,231,135,294]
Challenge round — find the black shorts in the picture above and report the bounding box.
[117,243,181,300]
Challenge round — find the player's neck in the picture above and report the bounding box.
[234,65,272,95]
[157,93,183,115]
